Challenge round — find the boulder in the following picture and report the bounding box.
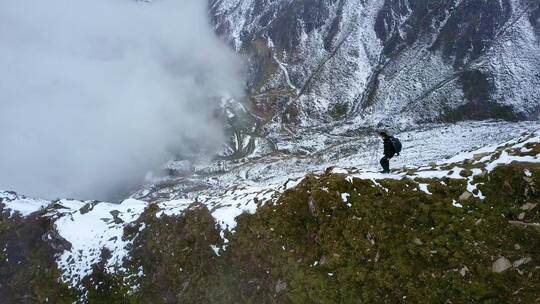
[492,257,512,273]
[458,191,473,201]
[513,257,532,268]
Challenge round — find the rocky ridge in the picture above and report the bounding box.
[1,128,540,302]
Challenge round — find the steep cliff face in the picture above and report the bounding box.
[210,0,540,129]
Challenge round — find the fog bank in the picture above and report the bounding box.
[0,0,244,200]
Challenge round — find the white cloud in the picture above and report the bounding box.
[0,0,244,200]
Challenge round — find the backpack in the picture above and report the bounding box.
[389,136,402,155]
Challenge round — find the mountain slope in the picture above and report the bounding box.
[210,0,540,130]
[2,128,540,302]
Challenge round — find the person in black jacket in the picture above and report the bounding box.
[378,131,395,173]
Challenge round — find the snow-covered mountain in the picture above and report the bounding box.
[210,0,540,129]
[2,2,540,302]
[2,124,540,302]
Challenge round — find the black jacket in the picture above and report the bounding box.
[383,137,396,158]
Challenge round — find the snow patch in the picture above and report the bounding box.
[418,184,432,195]
[1,196,49,217]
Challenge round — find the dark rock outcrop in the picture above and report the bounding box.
[0,209,76,303]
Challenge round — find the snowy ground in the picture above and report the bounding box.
[134,120,540,204]
[2,120,540,288]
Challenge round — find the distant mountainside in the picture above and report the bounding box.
[210,0,540,129]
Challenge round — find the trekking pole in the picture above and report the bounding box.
[371,140,379,169]
[366,137,379,170]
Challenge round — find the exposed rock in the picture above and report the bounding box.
[521,203,537,211]
[80,201,99,215]
[275,279,287,294]
[458,191,473,201]
[460,169,473,177]
[109,210,124,224]
[513,257,532,268]
[308,195,317,217]
[492,257,512,273]
[523,176,534,183]
[509,221,540,228]
[459,266,469,277]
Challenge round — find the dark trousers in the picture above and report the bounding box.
[380,156,391,172]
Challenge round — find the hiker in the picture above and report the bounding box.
[378,131,401,174]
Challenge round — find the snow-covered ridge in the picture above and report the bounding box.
[1,124,540,288]
[0,191,49,217]
[333,130,540,201]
